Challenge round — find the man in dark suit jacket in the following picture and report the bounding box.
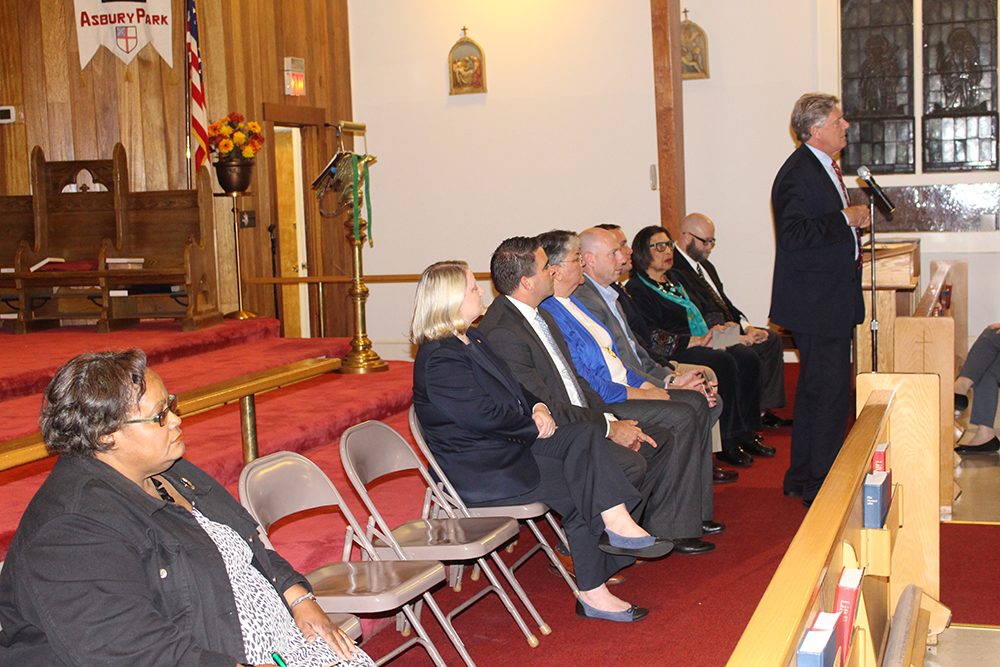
[672,213,788,421]
[478,236,719,554]
[770,93,871,505]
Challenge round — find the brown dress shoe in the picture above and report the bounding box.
[713,465,739,484]
[548,549,625,584]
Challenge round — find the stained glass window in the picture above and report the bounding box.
[922,0,997,171]
[841,0,915,174]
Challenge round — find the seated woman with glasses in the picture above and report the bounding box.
[625,225,769,468]
[0,349,374,667]
[410,260,672,623]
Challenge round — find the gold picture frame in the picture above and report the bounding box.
[681,19,709,80]
[449,28,487,95]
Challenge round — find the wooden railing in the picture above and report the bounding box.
[726,374,949,667]
[0,357,341,472]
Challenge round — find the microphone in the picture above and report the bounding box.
[856,166,896,213]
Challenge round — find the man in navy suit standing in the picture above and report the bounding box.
[770,93,871,506]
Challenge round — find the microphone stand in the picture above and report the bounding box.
[867,194,878,371]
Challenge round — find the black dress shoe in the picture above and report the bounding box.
[761,410,794,428]
[802,498,813,509]
[716,448,753,467]
[742,439,776,458]
[783,488,803,498]
[575,599,649,623]
[713,466,739,484]
[672,538,716,555]
[955,436,1000,454]
[701,521,726,535]
[598,531,674,559]
[954,393,969,412]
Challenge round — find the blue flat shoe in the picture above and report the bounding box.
[576,599,649,622]
[598,530,673,559]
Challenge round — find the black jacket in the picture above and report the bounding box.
[0,456,308,667]
[413,328,547,504]
[769,143,865,338]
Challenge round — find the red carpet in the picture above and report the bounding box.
[940,522,1000,626]
[2,336,994,664]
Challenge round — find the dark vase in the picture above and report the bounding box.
[214,159,255,193]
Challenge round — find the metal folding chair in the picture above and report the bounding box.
[239,451,468,667]
[339,420,551,652]
[407,406,578,595]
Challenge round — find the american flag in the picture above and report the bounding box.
[186,0,209,172]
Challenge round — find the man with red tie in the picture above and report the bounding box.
[769,93,871,507]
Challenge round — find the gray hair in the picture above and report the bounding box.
[791,93,840,143]
[537,230,580,267]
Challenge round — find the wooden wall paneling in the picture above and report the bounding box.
[116,54,146,191]
[19,0,50,169]
[321,0,354,337]
[62,0,98,163]
[41,0,74,162]
[0,0,29,195]
[200,0,235,313]
[90,50,122,162]
[161,0,187,190]
[649,0,685,236]
[137,48,170,191]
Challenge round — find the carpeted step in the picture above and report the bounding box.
[0,318,283,403]
[0,336,354,442]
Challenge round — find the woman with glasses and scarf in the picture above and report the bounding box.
[625,225,770,468]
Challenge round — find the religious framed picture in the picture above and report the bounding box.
[449,28,487,95]
[681,19,709,80]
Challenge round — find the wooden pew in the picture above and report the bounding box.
[893,260,967,519]
[0,194,34,320]
[726,374,950,667]
[8,144,223,333]
[0,357,342,472]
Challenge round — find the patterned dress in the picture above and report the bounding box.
[192,508,375,667]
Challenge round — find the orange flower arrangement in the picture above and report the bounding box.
[207,113,265,161]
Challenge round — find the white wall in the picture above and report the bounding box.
[348,1,662,358]
[349,1,999,360]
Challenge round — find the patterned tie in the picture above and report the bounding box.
[832,160,864,270]
[534,312,588,408]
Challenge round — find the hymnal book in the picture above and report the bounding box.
[811,611,843,667]
[872,442,889,472]
[864,471,890,529]
[711,323,741,349]
[835,567,864,665]
[29,257,65,272]
[797,625,837,667]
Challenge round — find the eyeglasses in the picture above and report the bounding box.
[689,232,716,247]
[558,253,585,266]
[648,240,675,252]
[125,395,178,427]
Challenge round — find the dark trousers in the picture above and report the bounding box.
[958,325,1000,428]
[674,344,762,445]
[472,421,640,590]
[784,332,852,501]
[752,329,787,411]
[611,395,709,537]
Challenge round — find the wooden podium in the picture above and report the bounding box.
[855,240,921,374]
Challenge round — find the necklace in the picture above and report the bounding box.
[150,477,175,503]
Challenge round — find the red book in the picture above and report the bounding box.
[872,442,889,472]
[835,567,864,666]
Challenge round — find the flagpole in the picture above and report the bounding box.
[184,4,193,189]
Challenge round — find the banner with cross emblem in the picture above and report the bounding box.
[74,0,173,70]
